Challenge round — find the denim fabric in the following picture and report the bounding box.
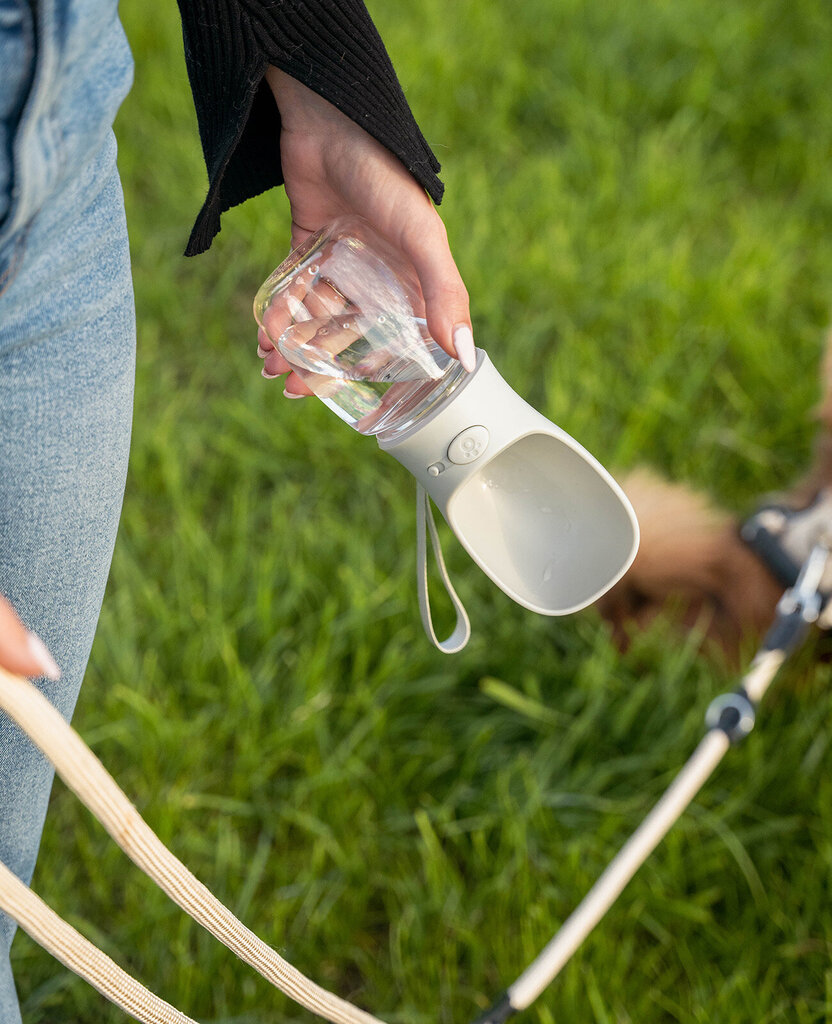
[0,0,34,233]
[0,1,135,1019]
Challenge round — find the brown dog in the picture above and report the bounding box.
[596,333,832,660]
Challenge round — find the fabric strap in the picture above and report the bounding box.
[0,667,386,1024]
[416,484,471,654]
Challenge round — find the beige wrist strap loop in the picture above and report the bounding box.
[0,667,386,1024]
[416,484,471,654]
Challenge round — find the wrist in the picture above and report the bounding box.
[266,66,350,134]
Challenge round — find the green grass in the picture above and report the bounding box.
[10,0,832,1021]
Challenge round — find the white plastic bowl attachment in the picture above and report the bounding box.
[378,351,639,615]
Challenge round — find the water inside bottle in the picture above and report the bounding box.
[258,243,466,438]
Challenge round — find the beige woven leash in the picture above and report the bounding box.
[0,667,386,1024]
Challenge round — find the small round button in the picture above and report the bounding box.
[447,425,489,465]
[427,462,445,477]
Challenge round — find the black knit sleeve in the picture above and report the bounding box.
[175,0,444,256]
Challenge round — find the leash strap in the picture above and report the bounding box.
[0,666,386,1024]
[2,544,824,1024]
[416,483,471,654]
[472,546,827,1023]
[0,856,198,1024]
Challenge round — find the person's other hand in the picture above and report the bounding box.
[0,594,61,680]
[257,67,474,397]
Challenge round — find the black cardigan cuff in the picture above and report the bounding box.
[176,0,444,255]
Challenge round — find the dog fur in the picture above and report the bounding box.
[596,333,832,660]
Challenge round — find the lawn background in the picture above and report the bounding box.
[10,0,832,1021]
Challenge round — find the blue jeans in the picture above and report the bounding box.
[0,0,135,1019]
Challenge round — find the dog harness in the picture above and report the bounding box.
[741,487,832,598]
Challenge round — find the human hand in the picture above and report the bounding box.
[0,594,61,680]
[257,67,474,397]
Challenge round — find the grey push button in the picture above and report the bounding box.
[447,425,489,465]
[427,462,445,477]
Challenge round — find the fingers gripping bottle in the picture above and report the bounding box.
[254,216,639,653]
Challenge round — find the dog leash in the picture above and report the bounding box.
[0,543,828,1024]
[474,539,830,1022]
[0,665,385,1024]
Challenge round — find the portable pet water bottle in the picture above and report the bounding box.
[254,216,638,652]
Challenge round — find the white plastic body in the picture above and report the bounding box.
[378,350,639,615]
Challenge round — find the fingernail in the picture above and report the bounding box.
[262,368,282,380]
[453,324,476,373]
[26,632,61,681]
[283,389,307,400]
[257,343,270,358]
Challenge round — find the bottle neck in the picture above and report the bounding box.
[375,359,468,442]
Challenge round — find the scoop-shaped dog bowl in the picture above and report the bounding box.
[378,351,639,615]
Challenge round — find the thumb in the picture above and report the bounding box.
[0,595,61,680]
[399,211,476,372]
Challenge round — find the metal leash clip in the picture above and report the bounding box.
[705,537,831,745]
[762,538,830,650]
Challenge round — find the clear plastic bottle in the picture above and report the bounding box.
[253,216,467,440]
[253,217,640,649]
